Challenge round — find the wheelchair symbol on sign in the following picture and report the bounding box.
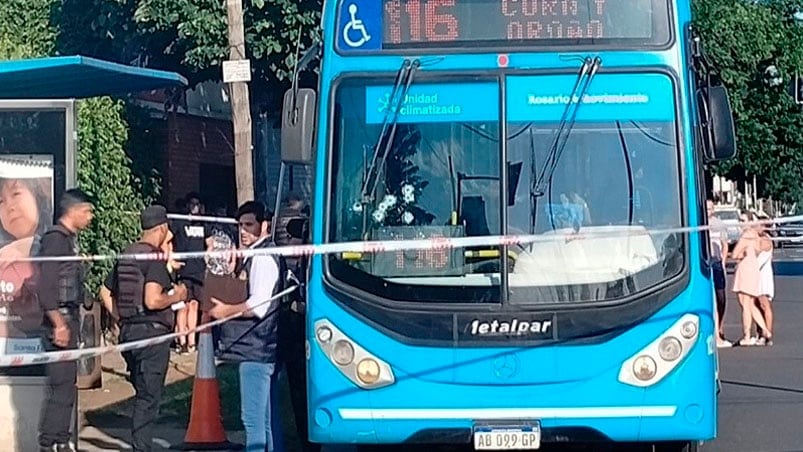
[343,4,371,48]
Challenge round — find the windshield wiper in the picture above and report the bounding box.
[359,58,420,236]
[616,120,635,225]
[529,56,601,234]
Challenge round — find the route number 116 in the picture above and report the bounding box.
[385,0,460,43]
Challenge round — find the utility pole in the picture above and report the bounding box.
[225,0,254,205]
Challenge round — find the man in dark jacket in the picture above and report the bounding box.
[36,189,94,452]
[209,201,284,452]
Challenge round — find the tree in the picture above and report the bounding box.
[1,0,156,295]
[693,0,803,205]
[54,0,322,111]
[0,0,56,58]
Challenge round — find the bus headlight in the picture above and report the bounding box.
[680,321,697,339]
[658,337,682,361]
[316,326,333,343]
[356,358,381,384]
[632,355,657,381]
[314,319,395,389]
[333,340,355,366]
[618,314,699,387]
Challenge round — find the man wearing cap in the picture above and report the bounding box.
[100,205,187,452]
[36,189,94,452]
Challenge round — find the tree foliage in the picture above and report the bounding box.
[55,0,322,109]
[693,0,803,205]
[0,0,56,58]
[1,0,154,295]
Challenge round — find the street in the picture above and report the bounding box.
[706,259,803,451]
[326,256,803,452]
[77,257,803,452]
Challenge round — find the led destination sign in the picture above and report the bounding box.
[337,0,670,52]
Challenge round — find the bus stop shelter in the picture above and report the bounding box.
[0,55,187,451]
[0,55,187,99]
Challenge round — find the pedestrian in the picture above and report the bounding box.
[706,199,731,348]
[755,222,774,346]
[171,192,204,354]
[36,189,94,452]
[205,200,238,251]
[731,212,769,346]
[208,201,285,452]
[163,233,186,307]
[201,199,238,349]
[99,205,187,451]
[275,192,318,452]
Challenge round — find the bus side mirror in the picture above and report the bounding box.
[697,85,737,162]
[281,88,317,165]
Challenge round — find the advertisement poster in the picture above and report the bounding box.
[0,156,54,364]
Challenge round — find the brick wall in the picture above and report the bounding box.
[155,111,312,214]
[164,113,235,210]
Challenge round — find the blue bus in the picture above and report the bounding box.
[279,0,736,449]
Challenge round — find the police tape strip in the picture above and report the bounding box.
[166,213,238,224]
[5,213,803,264]
[0,285,298,368]
[166,211,803,231]
[122,212,238,224]
[1,214,799,366]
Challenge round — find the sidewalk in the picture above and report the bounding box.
[77,349,245,451]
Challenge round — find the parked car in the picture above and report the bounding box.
[775,219,803,248]
[754,211,780,238]
[713,206,741,248]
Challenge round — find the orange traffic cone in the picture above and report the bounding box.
[173,315,241,450]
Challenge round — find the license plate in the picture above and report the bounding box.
[473,425,541,450]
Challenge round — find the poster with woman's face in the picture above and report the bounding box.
[0,156,53,358]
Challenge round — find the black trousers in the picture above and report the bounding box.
[39,316,79,447]
[120,323,172,452]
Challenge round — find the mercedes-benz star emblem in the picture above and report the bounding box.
[493,353,519,379]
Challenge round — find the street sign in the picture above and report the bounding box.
[223,59,251,83]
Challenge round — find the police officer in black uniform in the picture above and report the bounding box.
[36,189,94,452]
[102,205,187,452]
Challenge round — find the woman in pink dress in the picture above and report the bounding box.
[755,224,774,346]
[731,213,769,346]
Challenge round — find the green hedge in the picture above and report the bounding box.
[77,98,152,294]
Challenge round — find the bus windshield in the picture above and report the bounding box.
[329,77,503,303]
[328,72,684,305]
[506,73,683,303]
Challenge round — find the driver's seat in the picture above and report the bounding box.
[460,196,491,237]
